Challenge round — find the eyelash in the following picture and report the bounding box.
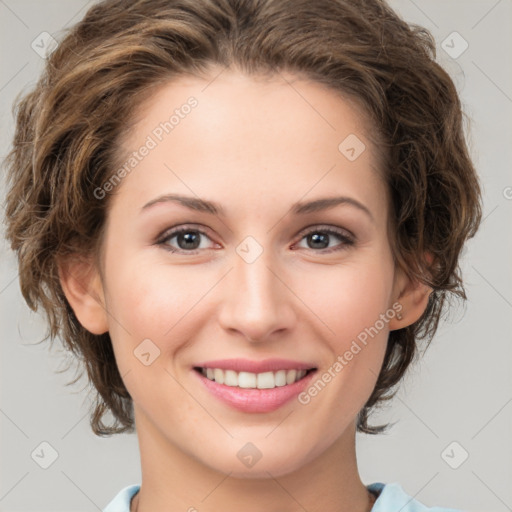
[155,224,355,255]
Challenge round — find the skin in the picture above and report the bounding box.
[60,67,431,512]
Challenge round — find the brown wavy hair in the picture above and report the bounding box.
[3,0,482,436]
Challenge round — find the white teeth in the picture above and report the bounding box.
[286,369,297,385]
[200,367,311,389]
[213,368,224,384]
[238,371,257,388]
[257,371,275,389]
[274,370,287,387]
[224,369,238,386]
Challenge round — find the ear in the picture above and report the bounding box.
[388,253,434,331]
[57,254,109,335]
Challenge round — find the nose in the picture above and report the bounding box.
[217,246,296,343]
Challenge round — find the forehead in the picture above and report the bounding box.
[111,69,387,220]
[124,68,378,152]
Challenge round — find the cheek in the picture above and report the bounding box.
[103,262,208,411]
[296,256,393,398]
[296,265,392,428]
[104,258,215,360]
[296,256,394,345]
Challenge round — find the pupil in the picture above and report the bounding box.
[309,232,328,249]
[175,231,330,250]
[178,231,200,250]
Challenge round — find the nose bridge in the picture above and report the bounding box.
[218,240,294,341]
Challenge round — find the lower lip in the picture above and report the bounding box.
[193,369,317,413]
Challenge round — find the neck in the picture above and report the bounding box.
[131,408,374,512]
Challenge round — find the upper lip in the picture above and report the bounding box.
[194,358,317,373]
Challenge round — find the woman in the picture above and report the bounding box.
[3,0,482,510]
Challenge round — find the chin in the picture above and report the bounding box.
[204,450,308,480]
[226,465,300,480]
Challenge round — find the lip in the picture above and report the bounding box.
[193,366,317,413]
[193,358,316,373]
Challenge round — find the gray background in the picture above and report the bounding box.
[0,1,511,511]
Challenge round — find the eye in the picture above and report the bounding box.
[294,226,355,253]
[156,224,355,255]
[156,225,218,254]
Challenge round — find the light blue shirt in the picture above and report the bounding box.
[103,482,464,511]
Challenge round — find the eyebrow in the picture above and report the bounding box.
[142,193,374,222]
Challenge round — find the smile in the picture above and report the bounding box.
[195,367,315,389]
[192,358,318,413]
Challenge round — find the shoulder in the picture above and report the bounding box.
[103,484,140,512]
[103,482,463,512]
[367,482,464,512]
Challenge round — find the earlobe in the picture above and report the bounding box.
[388,263,433,331]
[57,255,109,335]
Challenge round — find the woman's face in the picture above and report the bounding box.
[97,69,404,477]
